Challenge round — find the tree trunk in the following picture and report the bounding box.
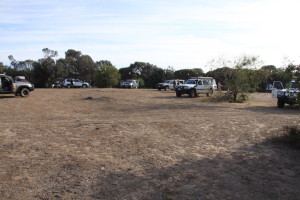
[233,91,238,102]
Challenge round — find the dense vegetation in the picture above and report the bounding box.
[0,48,299,101]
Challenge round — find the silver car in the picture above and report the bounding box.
[121,79,139,89]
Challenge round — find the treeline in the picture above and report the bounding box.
[0,49,299,93]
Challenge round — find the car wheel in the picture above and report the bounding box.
[176,91,182,97]
[19,88,30,97]
[158,88,161,91]
[189,89,196,98]
[206,89,213,97]
[82,84,87,88]
[165,86,169,91]
[277,99,285,108]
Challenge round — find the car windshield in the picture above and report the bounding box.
[164,80,171,83]
[125,80,133,83]
[290,81,298,89]
[185,80,197,84]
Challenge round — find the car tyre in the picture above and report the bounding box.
[19,88,30,97]
[176,91,182,97]
[189,89,196,98]
[82,84,87,88]
[277,99,285,108]
[206,89,213,97]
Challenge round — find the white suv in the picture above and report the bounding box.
[0,73,34,97]
[175,77,217,97]
[157,79,185,90]
[63,78,89,88]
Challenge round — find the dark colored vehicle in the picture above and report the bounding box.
[52,78,64,88]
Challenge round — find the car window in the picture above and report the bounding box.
[186,80,196,84]
[202,80,212,85]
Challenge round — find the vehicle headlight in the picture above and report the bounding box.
[277,91,284,97]
[285,93,289,97]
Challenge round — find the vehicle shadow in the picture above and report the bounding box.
[237,106,300,115]
[0,95,15,98]
[89,140,300,200]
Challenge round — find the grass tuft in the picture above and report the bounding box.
[272,125,300,149]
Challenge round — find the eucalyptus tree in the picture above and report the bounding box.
[95,63,120,88]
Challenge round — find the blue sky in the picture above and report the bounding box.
[1,0,300,71]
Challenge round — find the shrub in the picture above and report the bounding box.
[273,125,300,149]
[238,93,249,102]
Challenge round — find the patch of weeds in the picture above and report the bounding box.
[238,93,249,102]
[201,91,232,103]
[204,92,250,103]
[272,125,300,149]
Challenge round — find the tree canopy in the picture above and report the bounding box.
[1,49,299,92]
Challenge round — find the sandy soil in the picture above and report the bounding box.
[0,88,299,200]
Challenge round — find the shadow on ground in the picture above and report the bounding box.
[88,141,300,200]
[237,106,300,115]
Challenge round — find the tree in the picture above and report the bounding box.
[8,55,34,71]
[0,62,3,72]
[55,58,69,79]
[95,64,120,88]
[206,67,232,86]
[119,67,134,81]
[77,55,96,81]
[174,68,205,80]
[64,49,82,78]
[31,48,58,87]
[224,56,261,101]
[128,62,164,88]
[163,66,175,80]
[42,48,58,58]
[63,49,96,81]
[32,59,54,88]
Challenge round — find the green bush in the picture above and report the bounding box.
[275,126,300,149]
[285,126,300,148]
[238,93,249,102]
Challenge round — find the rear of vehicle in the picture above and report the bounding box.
[157,80,173,90]
[121,80,139,88]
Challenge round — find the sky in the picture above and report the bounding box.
[0,0,300,72]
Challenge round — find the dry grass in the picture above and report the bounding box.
[0,89,299,200]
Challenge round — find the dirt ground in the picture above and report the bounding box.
[0,88,299,200]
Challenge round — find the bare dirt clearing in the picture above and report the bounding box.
[0,89,299,200]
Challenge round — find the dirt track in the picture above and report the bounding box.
[0,88,299,200]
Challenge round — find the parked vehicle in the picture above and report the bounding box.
[271,80,299,108]
[121,79,139,88]
[157,79,185,90]
[63,78,90,88]
[175,77,217,98]
[0,73,34,97]
[52,78,64,88]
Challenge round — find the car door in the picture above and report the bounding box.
[0,76,2,92]
[196,80,205,93]
[272,81,284,98]
[73,79,80,87]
